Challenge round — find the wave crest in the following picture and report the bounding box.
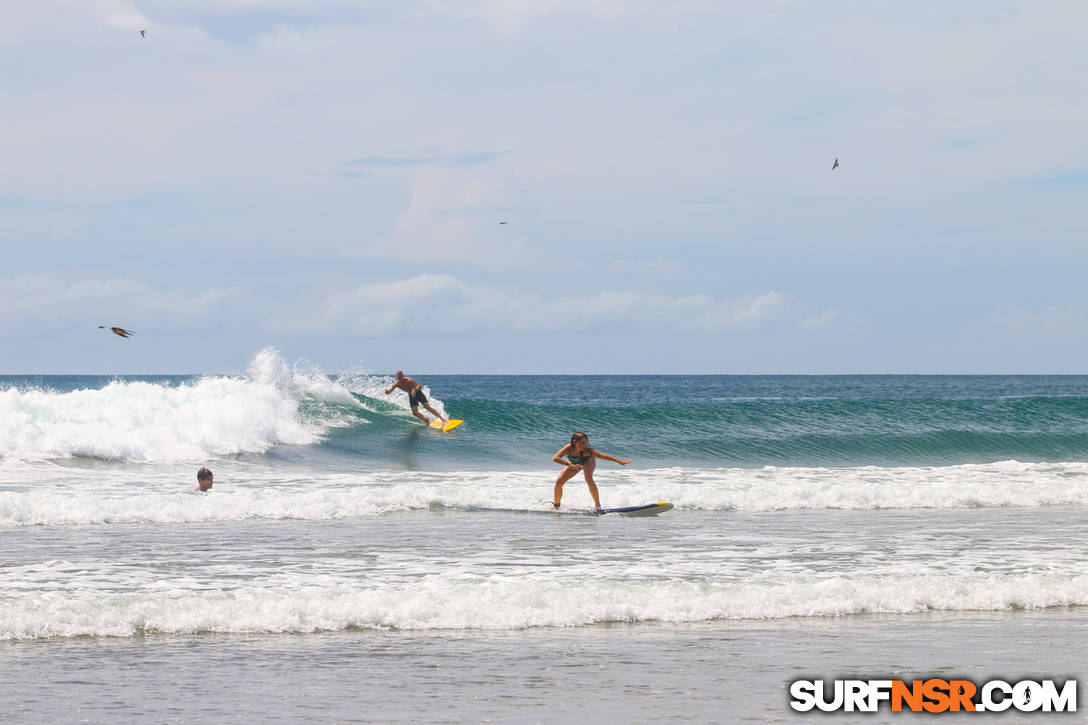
[0,348,362,463]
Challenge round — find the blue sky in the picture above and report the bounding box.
[2,1,1087,374]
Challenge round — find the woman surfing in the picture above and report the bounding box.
[551,431,630,511]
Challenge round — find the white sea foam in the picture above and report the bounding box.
[641,460,1088,511]
[0,348,364,464]
[4,569,1088,640]
[3,460,1088,527]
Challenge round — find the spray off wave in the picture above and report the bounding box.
[0,348,415,464]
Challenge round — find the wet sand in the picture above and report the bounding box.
[3,609,1084,724]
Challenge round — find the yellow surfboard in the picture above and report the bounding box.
[429,418,464,432]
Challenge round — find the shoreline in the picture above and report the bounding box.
[4,609,1085,723]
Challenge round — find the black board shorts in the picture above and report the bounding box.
[410,389,428,406]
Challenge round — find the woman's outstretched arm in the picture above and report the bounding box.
[592,449,631,465]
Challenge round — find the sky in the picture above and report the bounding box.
[2,0,1087,374]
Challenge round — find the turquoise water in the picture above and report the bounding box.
[7,371,1088,470]
[395,374,1088,467]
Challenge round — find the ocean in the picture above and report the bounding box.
[2,347,1086,723]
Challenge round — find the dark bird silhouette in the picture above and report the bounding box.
[832,158,839,170]
[99,326,134,338]
[499,221,508,224]
[140,29,147,37]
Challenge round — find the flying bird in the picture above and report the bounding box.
[832,158,839,170]
[99,326,134,338]
[140,29,147,37]
[499,221,508,224]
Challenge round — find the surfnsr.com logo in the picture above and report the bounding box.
[789,679,1077,713]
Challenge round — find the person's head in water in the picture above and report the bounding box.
[196,467,213,491]
[570,431,589,453]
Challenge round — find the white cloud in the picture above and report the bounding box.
[348,166,535,269]
[801,308,839,330]
[0,275,240,333]
[277,273,836,336]
[7,1,1088,211]
[81,0,152,30]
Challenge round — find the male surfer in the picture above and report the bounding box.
[384,371,447,426]
[195,467,213,492]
